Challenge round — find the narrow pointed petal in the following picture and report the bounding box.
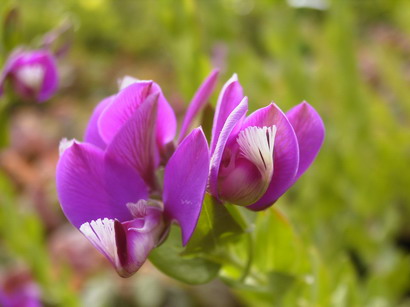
[210,74,244,154]
[84,96,113,149]
[105,94,159,188]
[98,81,153,143]
[178,69,219,141]
[56,142,148,228]
[286,101,325,179]
[209,97,248,198]
[245,103,300,211]
[163,128,210,245]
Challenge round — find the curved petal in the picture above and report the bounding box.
[150,82,177,146]
[98,81,153,143]
[56,142,148,228]
[208,97,248,198]
[84,96,113,149]
[99,81,176,148]
[218,125,277,206]
[105,94,159,189]
[178,69,219,142]
[36,50,58,102]
[245,103,299,211]
[286,101,325,179]
[163,128,210,245]
[79,203,164,278]
[210,74,244,154]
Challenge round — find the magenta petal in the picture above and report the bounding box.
[286,101,325,179]
[245,103,299,211]
[99,81,176,148]
[210,74,244,154]
[209,97,248,198]
[36,51,58,102]
[84,96,113,149]
[56,142,148,228]
[98,81,153,143]
[79,204,164,278]
[150,82,177,147]
[163,128,210,245]
[105,94,159,188]
[119,206,164,276]
[178,69,219,142]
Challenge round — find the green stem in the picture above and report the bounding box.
[239,232,253,283]
[0,97,11,148]
[201,248,265,285]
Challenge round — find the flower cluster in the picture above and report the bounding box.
[56,70,324,277]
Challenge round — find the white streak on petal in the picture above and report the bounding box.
[237,125,277,177]
[79,218,118,267]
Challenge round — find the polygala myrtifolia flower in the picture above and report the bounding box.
[57,70,219,277]
[208,74,325,210]
[0,49,58,102]
[0,271,41,307]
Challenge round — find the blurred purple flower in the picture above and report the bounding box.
[0,274,42,307]
[56,74,214,277]
[0,49,58,102]
[208,74,325,210]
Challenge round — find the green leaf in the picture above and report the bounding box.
[183,193,244,255]
[253,207,302,273]
[267,271,296,302]
[149,225,220,285]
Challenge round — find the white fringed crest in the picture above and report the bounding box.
[237,125,277,176]
[80,218,118,266]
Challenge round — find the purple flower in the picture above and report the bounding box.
[0,274,42,307]
[208,75,325,210]
[56,74,215,277]
[0,49,58,102]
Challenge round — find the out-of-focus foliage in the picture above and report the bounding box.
[0,0,410,306]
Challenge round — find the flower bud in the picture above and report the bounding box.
[218,125,276,206]
[0,49,58,102]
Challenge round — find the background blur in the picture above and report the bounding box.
[0,0,410,306]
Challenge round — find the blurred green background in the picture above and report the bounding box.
[0,0,410,306]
